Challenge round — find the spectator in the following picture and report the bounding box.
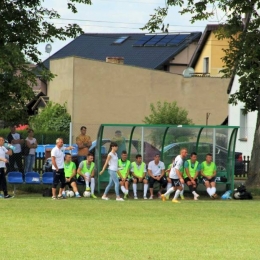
[111,130,126,156]
[147,154,167,199]
[0,137,13,198]
[131,154,148,199]
[99,142,124,201]
[76,126,92,164]
[7,124,24,176]
[24,129,38,173]
[77,153,97,198]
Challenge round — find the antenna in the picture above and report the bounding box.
[45,44,52,57]
[182,67,194,78]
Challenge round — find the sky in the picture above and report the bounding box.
[38,0,227,61]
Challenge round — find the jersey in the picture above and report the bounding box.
[169,155,184,179]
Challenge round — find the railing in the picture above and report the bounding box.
[235,156,250,178]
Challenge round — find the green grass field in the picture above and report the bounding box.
[1,194,260,260]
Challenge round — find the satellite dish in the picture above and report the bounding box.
[183,67,194,78]
[45,44,52,54]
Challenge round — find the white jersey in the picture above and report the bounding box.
[0,146,8,168]
[51,146,66,169]
[148,160,165,176]
[169,155,184,179]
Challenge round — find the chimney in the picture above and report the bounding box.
[106,57,124,65]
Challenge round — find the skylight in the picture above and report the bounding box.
[113,36,129,44]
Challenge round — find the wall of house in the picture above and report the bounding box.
[49,57,230,142]
[169,42,198,74]
[228,76,257,156]
[194,32,228,77]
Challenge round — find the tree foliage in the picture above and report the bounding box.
[0,0,91,124]
[144,101,193,125]
[143,0,260,185]
[29,102,71,132]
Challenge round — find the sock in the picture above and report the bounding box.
[164,187,175,197]
[62,191,66,196]
[125,189,129,195]
[167,182,172,191]
[206,188,212,196]
[144,184,148,197]
[211,187,216,195]
[121,186,126,194]
[75,192,79,195]
[173,189,181,200]
[188,185,193,193]
[133,183,137,196]
[192,191,199,197]
[85,173,90,188]
[91,178,95,194]
[180,184,184,196]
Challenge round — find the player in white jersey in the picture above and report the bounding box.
[161,148,188,203]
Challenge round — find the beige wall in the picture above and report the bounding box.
[49,57,229,141]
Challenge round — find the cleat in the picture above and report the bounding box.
[134,196,138,199]
[76,194,81,198]
[180,195,185,200]
[172,199,180,203]
[58,195,66,199]
[86,187,91,191]
[212,193,218,199]
[124,193,128,199]
[52,196,57,200]
[91,194,97,199]
[143,196,147,200]
[4,195,13,199]
[161,194,166,202]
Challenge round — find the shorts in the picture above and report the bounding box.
[119,177,130,182]
[184,177,198,185]
[133,177,147,183]
[149,176,167,189]
[52,169,66,188]
[202,177,216,183]
[171,178,182,187]
[65,177,77,186]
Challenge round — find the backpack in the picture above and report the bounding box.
[233,184,253,200]
[42,188,52,197]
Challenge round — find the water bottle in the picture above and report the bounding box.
[4,143,15,151]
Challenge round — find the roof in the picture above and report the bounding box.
[189,24,220,68]
[43,32,202,70]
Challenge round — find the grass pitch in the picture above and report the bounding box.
[1,195,260,260]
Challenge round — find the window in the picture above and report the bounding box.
[239,109,248,139]
[113,36,129,44]
[203,57,209,73]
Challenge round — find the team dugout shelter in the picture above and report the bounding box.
[95,124,240,193]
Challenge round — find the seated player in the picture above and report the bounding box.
[183,152,200,200]
[58,153,81,198]
[131,154,148,199]
[147,154,167,199]
[117,151,131,199]
[200,153,217,199]
[77,153,97,198]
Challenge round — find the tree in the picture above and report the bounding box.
[143,1,260,186]
[29,102,71,132]
[144,101,193,147]
[0,0,91,125]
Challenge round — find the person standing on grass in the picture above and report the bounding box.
[161,148,188,203]
[77,153,97,199]
[147,154,166,199]
[24,129,38,173]
[131,154,148,200]
[200,153,218,199]
[51,138,74,200]
[76,126,92,164]
[58,153,81,198]
[117,150,131,199]
[99,142,124,201]
[0,137,13,199]
[183,152,200,200]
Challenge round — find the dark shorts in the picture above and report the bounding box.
[65,177,77,186]
[133,177,147,183]
[119,178,130,182]
[52,169,66,188]
[77,176,94,184]
[149,176,167,188]
[171,178,182,187]
[184,177,198,185]
[202,177,216,183]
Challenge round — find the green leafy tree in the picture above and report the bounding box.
[144,101,193,147]
[29,102,71,132]
[143,1,260,186]
[0,0,91,125]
